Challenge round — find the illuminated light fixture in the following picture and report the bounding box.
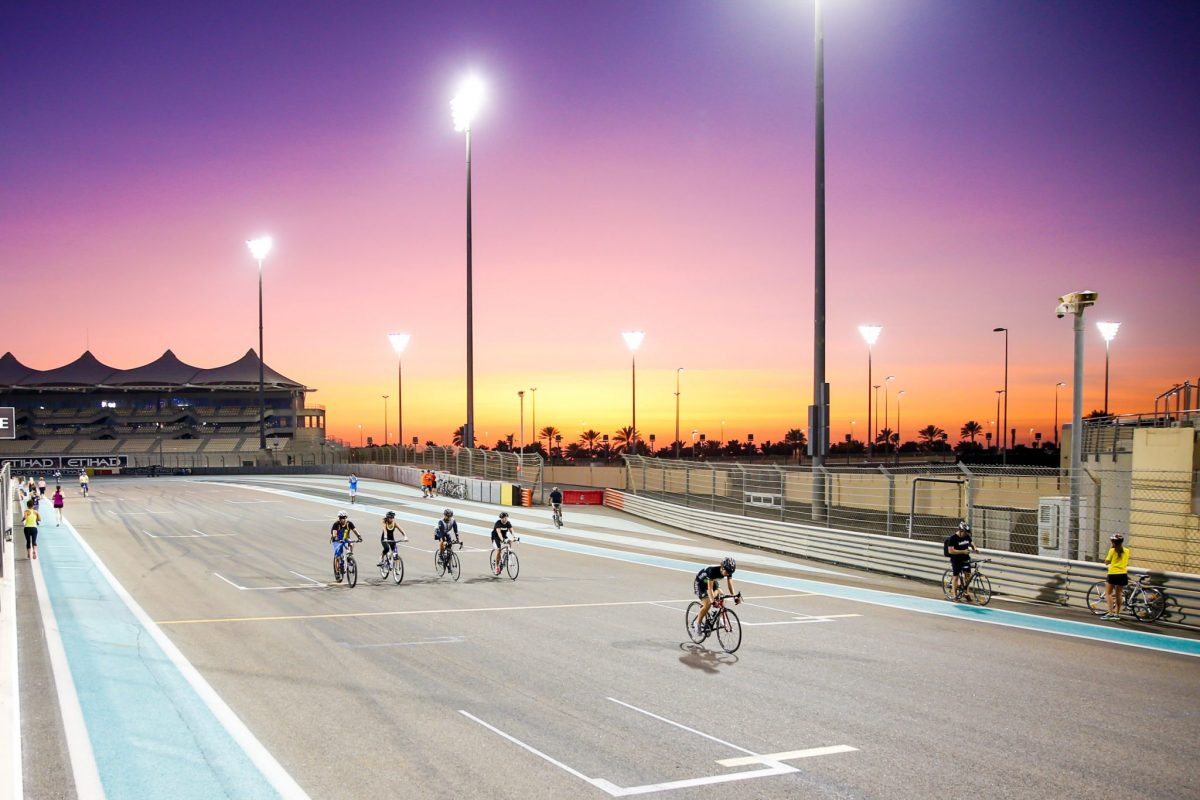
[451,75,485,132]
[246,236,273,262]
[1096,321,1121,343]
[858,325,882,346]
[622,330,645,352]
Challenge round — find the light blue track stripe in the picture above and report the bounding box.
[38,520,286,799]
[201,479,1200,658]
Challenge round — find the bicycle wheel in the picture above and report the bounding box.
[716,609,742,654]
[505,551,520,581]
[378,557,390,580]
[941,570,955,601]
[1085,580,1108,616]
[392,556,405,585]
[434,548,447,577]
[333,558,343,582]
[554,510,562,529]
[968,574,992,606]
[345,556,358,588]
[685,602,705,643]
[1129,586,1166,622]
[449,551,461,581]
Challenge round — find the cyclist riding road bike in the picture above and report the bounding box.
[435,509,460,558]
[693,557,740,637]
[330,511,362,582]
[491,512,514,573]
[379,510,408,567]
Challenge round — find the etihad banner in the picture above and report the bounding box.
[1,455,129,470]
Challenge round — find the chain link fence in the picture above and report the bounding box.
[621,456,1200,574]
[348,446,544,490]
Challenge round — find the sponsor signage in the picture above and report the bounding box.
[0,407,14,439]
[0,455,129,470]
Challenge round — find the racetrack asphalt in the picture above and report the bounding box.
[19,475,1200,799]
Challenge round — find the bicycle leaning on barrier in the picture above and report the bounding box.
[1087,573,1166,622]
[941,558,993,605]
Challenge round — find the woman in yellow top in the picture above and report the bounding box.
[22,499,41,560]
[1103,533,1131,620]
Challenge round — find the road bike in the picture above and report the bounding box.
[377,542,405,584]
[434,537,463,581]
[1086,574,1166,622]
[685,593,742,654]
[941,558,992,605]
[440,482,466,499]
[333,540,360,588]
[551,504,563,529]
[490,537,520,580]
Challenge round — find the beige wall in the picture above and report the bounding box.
[543,465,627,489]
[1129,428,1200,573]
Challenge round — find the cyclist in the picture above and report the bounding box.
[943,521,978,600]
[1102,533,1130,620]
[693,557,741,637]
[434,508,460,560]
[79,469,89,497]
[490,512,514,574]
[378,510,407,567]
[330,511,362,582]
[549,486,563,522]
[348,473,359,504]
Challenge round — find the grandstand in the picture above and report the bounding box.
[0,349,330,467]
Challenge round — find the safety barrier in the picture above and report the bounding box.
[604,489,1200,630]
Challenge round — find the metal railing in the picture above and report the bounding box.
[349,446,544,491]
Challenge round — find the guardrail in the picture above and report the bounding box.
[604,489,1200,630]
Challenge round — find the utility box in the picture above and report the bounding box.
[1038,496,1095,559]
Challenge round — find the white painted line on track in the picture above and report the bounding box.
[224,499,279,504]
[717,746,858,767]
[285,516,328,522]
[30,559,106,799]
[607,697,759,756]
[142,529,235,539]
[213,572,327,591]
[341,636,465,649]
[458,710,608,791]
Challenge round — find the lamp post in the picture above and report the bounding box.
[858,325,882,457]
[529,386,537,451]
[1059,290,1099,560]
[674,367,683,459]
[382,395,389,446]
[884,375,895,437]
[388,333,410,459]
[1097,322,1121,415]
[895,390,905,464]
[246,235,273,451]
[518,390,525,462]
[622,331,645,456]
[993,327,1008,464]
[721,419,726,445]
[1054,381,1066,446]
[810,0,830,522]
[452,75,485,450]
[994,391,1004,454]
[872,385,881,449]
[691,429,698,458]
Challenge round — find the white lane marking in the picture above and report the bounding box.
[1,537,22,800]
[742,614,862,627]
[742,599,820,614]
[341,636,465,649]
[107,509,176,516]
[606,697,759,756]
[60,521,311,798]
[285,516,328,522]
[717,746,858,767]
[212,573,328,591]
[458,710,613,793]
[591,765,794,797]
[141,529,235,539]
[288,571,325,586]
[30,559,107,799]
[224,500,279,504]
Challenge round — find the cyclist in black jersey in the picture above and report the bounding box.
[378,510,408,567]
[490,512,514,573]
[693,557,740,637]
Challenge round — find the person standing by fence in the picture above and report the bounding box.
[52,485,65,526]
[1103,534,1130,620]
[23,499,40,559]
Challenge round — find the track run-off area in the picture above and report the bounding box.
[8,475,1200,800]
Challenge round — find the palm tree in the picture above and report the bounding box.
[611,425,639,454]
[783,428,807,463]
[960,420,984,442]
[451,425,466,447]
[917,425,945,448]
[579,429,602,455]
[539,425,560,455]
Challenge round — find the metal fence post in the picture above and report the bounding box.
[957,463,975,528]
[774,465,786,521]
[878,465,893,535]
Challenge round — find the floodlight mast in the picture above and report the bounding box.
[389,333,411,457]
[451,75,485,450]
[246,236,273,452]
[622,331,645,456]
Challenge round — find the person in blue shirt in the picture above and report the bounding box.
[349,473,359,504]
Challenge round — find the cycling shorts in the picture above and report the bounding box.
[950,559,972,576]
[1106,573,1129,586]
[694,574,717,599]
[435,530,454,542]
[491,532,509,548]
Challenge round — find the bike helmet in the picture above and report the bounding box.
[443,508,454,517]
[385,511,396,520]
[721,557,736,575]
[338,511,348,519]
[958,521,972,533]
[1110,533,1125,542]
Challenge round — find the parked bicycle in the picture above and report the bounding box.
[334,542,359,588]
[434,538,463,581]
[440,482,466,500]
[491,537,520,580]
[378,544,405,585]
[685,593,743,653]
[941,558,993,605]
[1086,573,1166,622]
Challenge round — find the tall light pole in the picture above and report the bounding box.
[993,327,1008,464]
[994,390,1004,454]
[246,235,273,451]
[858,325,882,457]
[872,385,881,448]
[883,375,895,437]
[721,420,726,445]
[1054,381,1066,446]
[1058,290,1099,560]
[622,331,644,455]
[691,429,698,458]
[388,333,410,459]
[518,390,525,457]
[1097,321,1121,415]
[357,424,363,448]
[674,367,683,458]
[382,395,389,446]
[452,75,485,450]
[809,0,830,522]
[529,386,537,451]
[895,390,905,464]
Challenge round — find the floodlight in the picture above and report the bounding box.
[246,236,273,262]
[1096,321,1121,343]
[622,331,645,352]
[388,333,411,355]
[858,325,882,346]
[451,75,485,132]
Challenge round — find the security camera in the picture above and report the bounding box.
[1056,303,1068,319]
[1055,290,1099,318]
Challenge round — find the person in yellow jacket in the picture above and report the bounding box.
[22,499,41,560]
[1103,533,1131,620]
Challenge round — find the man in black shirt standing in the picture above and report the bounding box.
[943,521,978,600]
[490,512,514,574]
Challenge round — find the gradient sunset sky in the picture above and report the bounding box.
[3,0,1197,447]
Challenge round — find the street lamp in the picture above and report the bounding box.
[721,419,726,445]
[381,395,389,446]
[529,386,537,451]
[518,390,525,462]
[895,390,905,464]
[1097,321,1121,415]
[883,375,895,440]
[357,423,363,448]
[452,74,485,450]
[388,333,410,459]
[622,331,644,456]
[674,367,683,459]
[1058,290,1099,559]
[993,327,1008,464]
[858,325,882,457]
[691,428,699,458]
[246,235,273,451]
[994,391,1004,453]
[810,0,831,522]
[1054,381,1066,446]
